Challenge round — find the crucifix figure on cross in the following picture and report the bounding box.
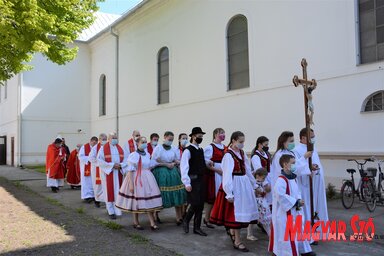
[293,58,319,226]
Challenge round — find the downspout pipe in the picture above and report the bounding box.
[17,73,22,167]
[110,27,119,137]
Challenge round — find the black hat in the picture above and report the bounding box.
[189,127,206,137]
[54,138,63,144]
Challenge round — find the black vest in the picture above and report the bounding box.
[187,145,205,177]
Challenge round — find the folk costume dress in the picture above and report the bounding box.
[97,142,128,216]
[269,171,311,256]
[66,149,81,186]
[46,144,66,188]
[204,143,225,203]
[116,150,163,213]
[255,180,272,236]
[210,148,259,229]
[152,144,186,208]
[78,143,95,199]
[89,143,105,202]
[251,150,272,206]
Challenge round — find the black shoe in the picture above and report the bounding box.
[109,214,116,220]
[193,229,207,236]
[301,252,316,256]
[51,187,58,193]
[183,220,189,233]
[71,185,75,190]
[94,201,101,208]
[203,219,215,229]
[176,219,183,226]
[85,198,94,204]
[310,241,319,246]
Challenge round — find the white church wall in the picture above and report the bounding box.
[89,35,118,137]
[21,43,92,165]
[0,75,19,166]
[87,0,384,182]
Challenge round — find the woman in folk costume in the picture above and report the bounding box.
[270,131,312,188]
[247,136,272,240]
[97,132,128,219]
[175,133,188,161]
[66,144,82,189]
[116,136,163,230]
[203,128,226,229]
[152,131,187,225]
[210,131,259,252]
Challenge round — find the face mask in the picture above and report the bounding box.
[101,140,107,145]
[180,139,188,147]
[310,137,316,144]
[262,146,269,152]
[237,142,244,149]
[151,141,158,147]
[218,134,226,141]
[139,143,147,151]
[287,142,295,151]
[164,140,173,146]
[290,163,297,173]
[195,137,203,144]
[111,139,118,145]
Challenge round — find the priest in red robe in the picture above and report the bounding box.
[46,138,66,193]
[66,144,82,189]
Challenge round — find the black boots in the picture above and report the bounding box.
[193,210,207,236]
[183,207,194,233]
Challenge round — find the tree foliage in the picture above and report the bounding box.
[0,0,101,82]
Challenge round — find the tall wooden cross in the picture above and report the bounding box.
[293,58,317,225]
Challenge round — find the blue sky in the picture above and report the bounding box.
[97,0,143,14]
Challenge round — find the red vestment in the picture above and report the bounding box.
[66,149,81,185]
[46,144,66,180]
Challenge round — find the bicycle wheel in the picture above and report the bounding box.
[341,181,354,209]
[362,180,377,212]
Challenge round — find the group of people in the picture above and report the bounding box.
[45,127,329,256]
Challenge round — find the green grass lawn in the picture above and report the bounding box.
[25,165,46,174]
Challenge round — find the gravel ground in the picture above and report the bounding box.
[0,177,178,256]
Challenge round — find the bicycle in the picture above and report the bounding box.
[341,158,373,209]
[364,159,384,212]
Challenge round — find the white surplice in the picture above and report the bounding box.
[89,144,104,202]
[271,174,308,256]
[78,145,95,199]
[204,143,224,195]
[97,144,128,216]
[221,148,259,222]
[293,143,329,226]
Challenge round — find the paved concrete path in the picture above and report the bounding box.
[1,166,384,256]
